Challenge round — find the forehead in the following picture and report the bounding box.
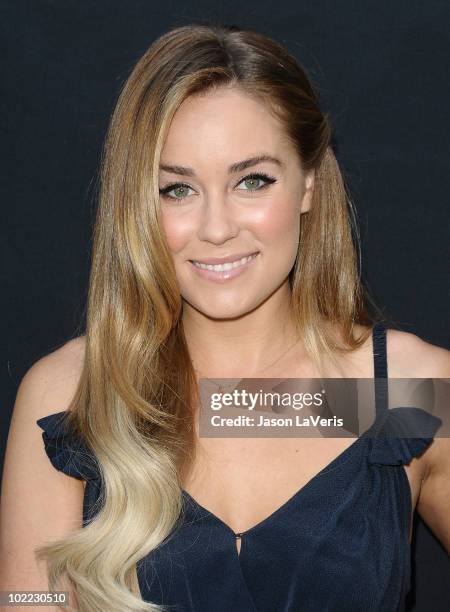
[161,87,291,165]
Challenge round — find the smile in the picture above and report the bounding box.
[188,252,260,282]
[191,253,258,271]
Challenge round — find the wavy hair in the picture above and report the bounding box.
[35,22,386,611]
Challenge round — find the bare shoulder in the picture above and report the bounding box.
[334,322,449,380]
[21,335,86,420]
[386,327,450,378]
[386,325,449,444]
[0,335,87,591]
[7,334,87,443]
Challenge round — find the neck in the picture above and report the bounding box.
[181,284,304,379]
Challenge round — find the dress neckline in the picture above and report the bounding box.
[181,435,366,539]
[181,323,388,540]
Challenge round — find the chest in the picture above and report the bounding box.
[182,436,424,555]
[183,437,352,522]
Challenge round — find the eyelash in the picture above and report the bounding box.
[158,172,277,201]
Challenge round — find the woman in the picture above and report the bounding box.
[2,23,449,612]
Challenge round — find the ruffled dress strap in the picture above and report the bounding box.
[36,410,101,481]
[368,434,439,466]
[366,323,442,466]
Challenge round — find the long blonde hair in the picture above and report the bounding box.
[35,23,386,611]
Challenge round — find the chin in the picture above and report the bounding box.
[186,298,256,321]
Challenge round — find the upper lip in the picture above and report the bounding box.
[189,251,259,265]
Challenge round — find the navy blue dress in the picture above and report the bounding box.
[36,324,441,611]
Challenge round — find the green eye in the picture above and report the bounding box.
[159,183,194,201]
[237,173,277,191]
[172,185,192,198]
[240,177,263,190]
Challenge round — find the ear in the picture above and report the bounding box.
[300,169,315,214]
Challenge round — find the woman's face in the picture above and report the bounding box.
[158,86,314,320]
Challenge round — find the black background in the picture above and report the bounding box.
[1,1,449,609]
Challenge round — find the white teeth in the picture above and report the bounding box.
[192,253,258,272]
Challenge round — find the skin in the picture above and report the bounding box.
[159,86,450,556]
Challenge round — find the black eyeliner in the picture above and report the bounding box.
[159,183,191,195]
[237,172,277,189]
[159,171,277,200]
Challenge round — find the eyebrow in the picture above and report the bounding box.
[159,154,284,177]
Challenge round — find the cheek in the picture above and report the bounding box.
[254,198,300,244]
[161,210,195,254]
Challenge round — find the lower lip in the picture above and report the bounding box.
[189,252,260,283]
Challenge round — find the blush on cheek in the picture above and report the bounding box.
[161,213,196,255]
[255,199,299,243]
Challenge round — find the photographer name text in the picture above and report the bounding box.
[210,414,344,428]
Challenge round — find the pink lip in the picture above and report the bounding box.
[189,252,260,283]
[189,251,259,265]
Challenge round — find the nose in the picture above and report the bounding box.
[196,193,240,244]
